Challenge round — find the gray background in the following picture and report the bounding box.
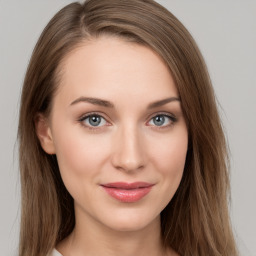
[0,1,255,255]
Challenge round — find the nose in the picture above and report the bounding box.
[111,125,146,172]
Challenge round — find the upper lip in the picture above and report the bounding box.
[101,182,154,189]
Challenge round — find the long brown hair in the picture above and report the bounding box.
[18,0,239,255]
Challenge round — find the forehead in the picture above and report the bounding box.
[56,36,178,103]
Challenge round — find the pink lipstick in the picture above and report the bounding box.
[101,182,154,203]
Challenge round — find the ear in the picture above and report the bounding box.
[34,113,56,154]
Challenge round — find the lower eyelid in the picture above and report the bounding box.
[148,114,177,124]
[77,113,177,129]
[77,112,115,132]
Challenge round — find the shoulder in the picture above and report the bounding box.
[48,249,63,256]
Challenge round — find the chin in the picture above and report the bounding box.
[100,210,160,233]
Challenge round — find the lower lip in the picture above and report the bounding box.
[102,186,153,203]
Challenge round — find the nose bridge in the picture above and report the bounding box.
[112,122,145,172]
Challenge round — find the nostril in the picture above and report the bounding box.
[115,160,145,173]
[112,152,146,172]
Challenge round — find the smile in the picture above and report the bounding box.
[101,182,154,203]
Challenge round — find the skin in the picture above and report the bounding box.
[36,36,188,256]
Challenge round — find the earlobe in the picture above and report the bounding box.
[34,113,56,154]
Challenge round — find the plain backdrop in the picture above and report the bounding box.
[0,1,255,255]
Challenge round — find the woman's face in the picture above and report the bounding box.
[40,37,188,232]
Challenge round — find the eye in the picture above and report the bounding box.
[80,114,107,127]
[148,114,176,127]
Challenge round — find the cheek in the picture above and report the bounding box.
[52,124,110,187]
[149,128,188,192]
[151,129,188,172]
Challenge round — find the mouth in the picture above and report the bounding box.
[100,182,154,203]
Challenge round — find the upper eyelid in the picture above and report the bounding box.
[147,114,176,125]
[78,112,109,121]
[146,111,177,121]
[78,113,109,129]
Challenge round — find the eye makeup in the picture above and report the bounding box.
[77,110,178,131]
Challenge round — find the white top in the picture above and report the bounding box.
[50,249,63,256]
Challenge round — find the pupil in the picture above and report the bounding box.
[154,115,165,126]
[89,116,101,126]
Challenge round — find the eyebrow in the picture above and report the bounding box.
[147,97,180,109]
[70,96,180,108]
[70,97,114,108]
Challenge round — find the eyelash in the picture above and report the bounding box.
[78,112,177,131]
[78,112,109,131]
[147,113,177,130]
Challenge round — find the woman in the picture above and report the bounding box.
[18,0,239,255]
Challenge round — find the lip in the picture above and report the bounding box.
[101,182,154,203]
